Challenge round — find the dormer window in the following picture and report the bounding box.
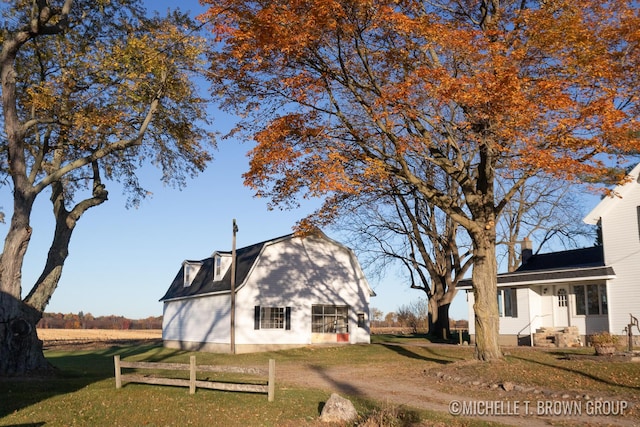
[183,261,201,287]
[215,256,222,280]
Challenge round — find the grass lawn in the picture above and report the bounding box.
[0,337,638,426]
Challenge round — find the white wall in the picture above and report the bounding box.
[163,235,372,349]
[162,294,231,344]
[599,184,640,334]
[236,235,372,345]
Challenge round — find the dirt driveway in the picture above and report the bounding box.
[276,342,639,427]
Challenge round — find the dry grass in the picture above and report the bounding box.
[37,328,162,341]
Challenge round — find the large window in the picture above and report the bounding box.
[497,288,518,318]
[312,305,349,333]
[574,284,607,315]
[254,306,291,330]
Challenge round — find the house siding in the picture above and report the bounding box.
[161,234,372,353]
[599,185,640,335]
[236,235,371,347]
[162,294,231,347]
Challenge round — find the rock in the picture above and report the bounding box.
[502,382,515,392]
[320,393,358,423]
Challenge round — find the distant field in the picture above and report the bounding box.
[37,328,162,341]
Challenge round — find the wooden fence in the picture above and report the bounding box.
[114,355,275,402]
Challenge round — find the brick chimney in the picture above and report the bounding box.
[521,237,533,265]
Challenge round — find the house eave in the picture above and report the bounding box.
[457,265,615,290]
[160,288,232,303]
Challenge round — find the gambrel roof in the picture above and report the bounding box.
[159,231,375,302]
[159,234,290,302]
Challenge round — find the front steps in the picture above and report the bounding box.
[533,326,582,347]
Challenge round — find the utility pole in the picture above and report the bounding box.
[230,219,238,354]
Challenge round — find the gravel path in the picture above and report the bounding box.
[277,342,638,427]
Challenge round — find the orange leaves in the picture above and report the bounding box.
[205,0,640,222]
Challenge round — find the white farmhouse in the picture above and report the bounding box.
[160,231,375,353]
[463,163,640,347]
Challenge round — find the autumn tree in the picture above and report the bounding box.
[0,0,212,375]
[203,0,640,361]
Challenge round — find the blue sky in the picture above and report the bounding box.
[2,1,603,322]
[0,0,461,321]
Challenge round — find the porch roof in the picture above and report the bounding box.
[457,246,616,289]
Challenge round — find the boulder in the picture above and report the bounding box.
[320,393,358,423]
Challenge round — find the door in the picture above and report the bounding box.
[554,287,569,327]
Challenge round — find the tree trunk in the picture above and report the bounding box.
[428,301,451,340]
[0,292,50,375]
[472,240,502,361]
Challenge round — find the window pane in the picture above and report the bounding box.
[311,305,349,333]
[558,289,567,308]
[587,284,600,315]
[600,285,608,315]
[504,289,512,317]
[261,307,284,329]
[574,285,586,315]
[324,306,336,315]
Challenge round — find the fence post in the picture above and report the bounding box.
[114,355,122,389]
[189,355,196,394]
[268,359,275,402]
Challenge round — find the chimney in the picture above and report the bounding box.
[521,237,533,265]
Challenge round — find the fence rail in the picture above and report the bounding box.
[114,355,275,401]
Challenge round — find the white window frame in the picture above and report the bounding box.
[573,284,607,316]
[312,305,349,333]
[183,262,201,287]
[260,307,285,329]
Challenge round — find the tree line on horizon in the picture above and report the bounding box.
[37,312,162,330]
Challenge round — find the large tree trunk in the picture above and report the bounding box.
[0,187,51,375]
[428,301,451,340]
[0,292,50,375]
[472,240,502,361]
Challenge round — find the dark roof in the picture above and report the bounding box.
[159,234,292,301]
[516,246,605,271]
[458,246,615,288]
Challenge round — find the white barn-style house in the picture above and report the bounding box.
[160,231,375,353]
[463,163,640,347]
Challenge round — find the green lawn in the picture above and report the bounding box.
[1,338,638,426]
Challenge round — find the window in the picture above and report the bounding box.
[557,288,567,307]
[573,284,607,315]
[497,288,518,317]
[357,313,366,328]
[254,306,291,330]
[312,305,349,333]
[215,256,222,279]
[183,262,201,287]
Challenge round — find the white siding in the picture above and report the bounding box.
[599,184,640,334]
[162,234,372,351]
[235,235,371,345]
[162,294,231,344]
[498,288,530,335]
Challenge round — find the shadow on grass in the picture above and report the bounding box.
[380,343,462,364]
[308,364,362,395]
[0,342,181,419]
[509,353,640,392]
